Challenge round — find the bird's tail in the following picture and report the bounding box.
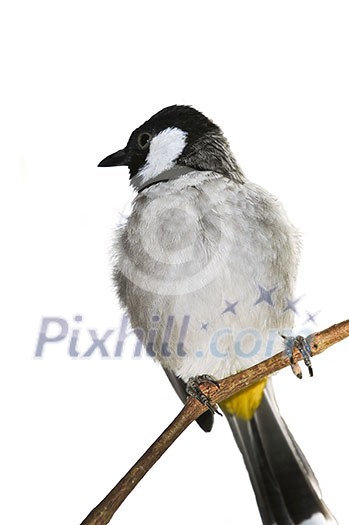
[224,383,336,525]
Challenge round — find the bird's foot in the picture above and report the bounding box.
[186,375,222,415]
[282,335,313,379]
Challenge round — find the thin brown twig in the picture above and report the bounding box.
[80,319,349,525]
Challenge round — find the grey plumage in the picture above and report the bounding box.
[179,130,246,183]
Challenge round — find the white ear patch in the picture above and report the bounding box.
[138,127,188,183]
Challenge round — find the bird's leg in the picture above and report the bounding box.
[186,375,222,415]
[282,335,313,379]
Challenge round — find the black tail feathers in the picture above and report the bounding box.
[163,368,335,524]
[225,384,335,524]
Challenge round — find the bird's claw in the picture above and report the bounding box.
[186,375,222,415]
[282,335,313,379]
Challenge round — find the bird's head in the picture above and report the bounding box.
[98,105,244,190]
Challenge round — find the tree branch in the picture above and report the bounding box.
[80,319,349,525]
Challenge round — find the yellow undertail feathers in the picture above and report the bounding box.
[219,378,268,420]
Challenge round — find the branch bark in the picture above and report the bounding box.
[80,319,349,525]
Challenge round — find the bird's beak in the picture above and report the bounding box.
[98,148,128,167]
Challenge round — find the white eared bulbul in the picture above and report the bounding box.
[99,105,335,524]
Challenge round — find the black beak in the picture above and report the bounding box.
[98,148,128,167]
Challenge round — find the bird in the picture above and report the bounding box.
[99,105,335,524]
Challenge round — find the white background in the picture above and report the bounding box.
[1,1,349,524]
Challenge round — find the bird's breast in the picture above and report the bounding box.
[114,173,299,380]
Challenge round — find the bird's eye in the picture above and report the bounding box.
[137,132,152,150]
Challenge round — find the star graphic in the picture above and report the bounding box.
[254,285,277,306]
[283,295,304,314]
[303,311,320,325]
[222,300,238,315]
[200,322,209,331]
